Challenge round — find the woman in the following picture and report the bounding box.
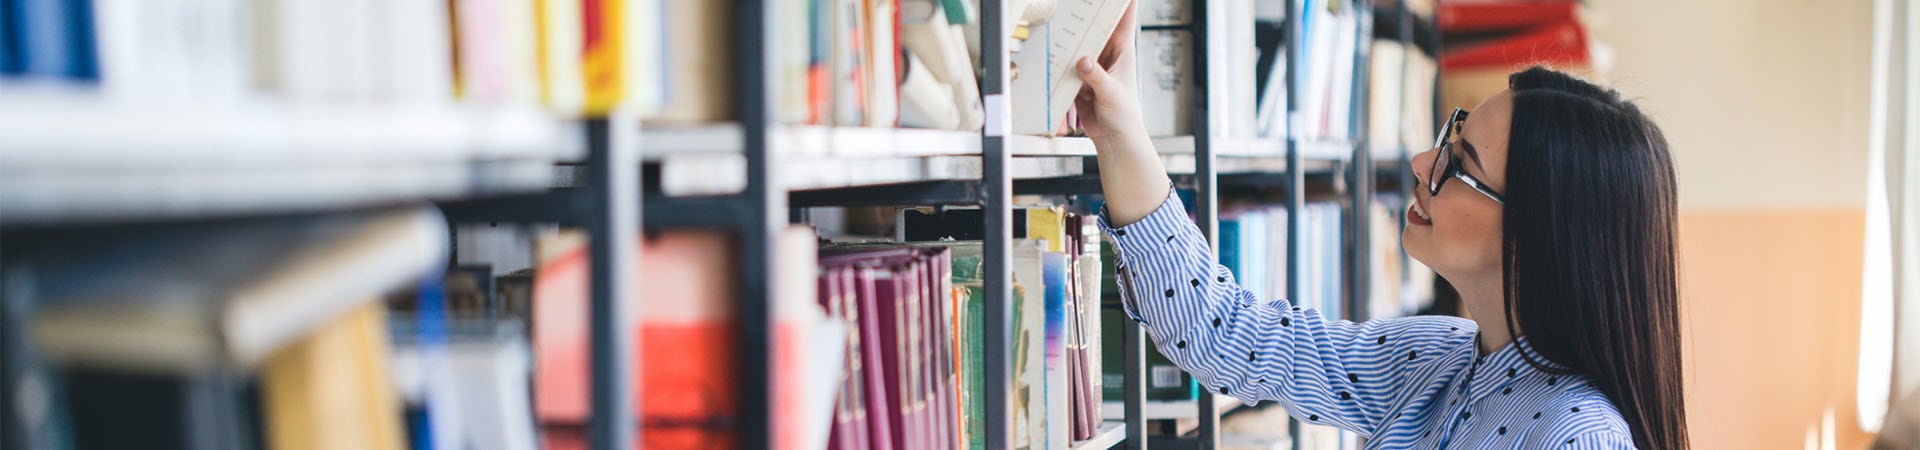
[1071,7,1688,449]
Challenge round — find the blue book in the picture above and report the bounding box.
[18,0,96,80]
[1041,251,1070,450]
[1241,211,1268,300]
[1218,217,1243,281]
[0,0,23,75]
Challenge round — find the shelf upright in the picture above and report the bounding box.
[1347,0,1375,325]
[1191,0,1222,447]
[980,0,1018,448]
[586,115,641,450]
[738,0,783,447]
[1282,0,1308,447]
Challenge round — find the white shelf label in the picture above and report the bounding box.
[984,94,1009,137]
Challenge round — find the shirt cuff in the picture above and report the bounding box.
[1096,191,1191,323]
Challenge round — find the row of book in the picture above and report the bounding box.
[527,205,1111,450]
[0,0,649,112]
[1129,0,1376,142]
[1367,35,1440,156]
[6,206,540,450]
[1095,200,1347,406]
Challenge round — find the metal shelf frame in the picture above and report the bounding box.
[438,0,1400,449]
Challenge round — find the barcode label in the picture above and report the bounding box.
[1151,366,1184,388]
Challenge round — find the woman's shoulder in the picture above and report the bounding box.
[1524,377,1637,448]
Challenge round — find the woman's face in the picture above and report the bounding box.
[1404,91,1512,284]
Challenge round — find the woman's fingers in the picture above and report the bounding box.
[1077,57,1116,98]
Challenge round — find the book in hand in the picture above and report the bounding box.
[24,206,447,373]
[1009,0,1135,135]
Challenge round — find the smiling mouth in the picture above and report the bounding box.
[1407,197,1433,226]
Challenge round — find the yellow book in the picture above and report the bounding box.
[261,303,405,450]
[1023,206,1068,254]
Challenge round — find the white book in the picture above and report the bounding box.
[1137,0,1190,27]
[1011,21,1054,135]
[372,0,455,104]
[899,51,962,129]
[454,0,540,105]
[902,0,984,130]
[255,0,357,102]
[441,340,539,450]
[540,0,586,112]
[1010,0,1130,135]
[1012,239,1048,450]
[1226,0,1257,138]
[1136,30,1194,137]
[1401,49,1438,152]
[626,0,662,114]
[866,0,899,126]
[1327,10,1357,140]
[1369,39,1407,154]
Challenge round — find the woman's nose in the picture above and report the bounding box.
[1409,147,1435,188]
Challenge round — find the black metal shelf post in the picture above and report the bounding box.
[1348,0,1375,326]
[739,0,783,446]
[586,115,641,450]
[981,0,1017,449]
[1191,0,1221,447]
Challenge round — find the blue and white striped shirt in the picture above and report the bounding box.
[1099,194,1638,449]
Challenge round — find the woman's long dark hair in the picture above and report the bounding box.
[1501,66,1689,449]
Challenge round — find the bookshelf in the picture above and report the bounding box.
[0,0,1438,449]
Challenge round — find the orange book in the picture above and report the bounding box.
[532,230,739,449]
[533,227,827,450]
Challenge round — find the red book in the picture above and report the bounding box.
[531,231,739,449]
[1437,1,1576,33]
[1440,18,1589,71]
[851,265,899,450]
[925,249,957,449]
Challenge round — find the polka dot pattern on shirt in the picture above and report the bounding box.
[1098,193,1638,449]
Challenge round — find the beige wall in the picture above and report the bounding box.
[1586,0,1877,448]
[1591,0,1873,211]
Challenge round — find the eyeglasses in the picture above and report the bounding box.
[1429,108,1505,205]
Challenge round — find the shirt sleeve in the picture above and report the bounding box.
[1099,191,1473,437]
[1557,431,1638,449]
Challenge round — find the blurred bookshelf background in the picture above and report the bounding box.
[1,0,1916,450]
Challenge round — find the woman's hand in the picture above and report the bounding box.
[1076,1,1172,226]
[1074,3,1145,142]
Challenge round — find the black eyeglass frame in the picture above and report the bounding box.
[1429,108,1506,205]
